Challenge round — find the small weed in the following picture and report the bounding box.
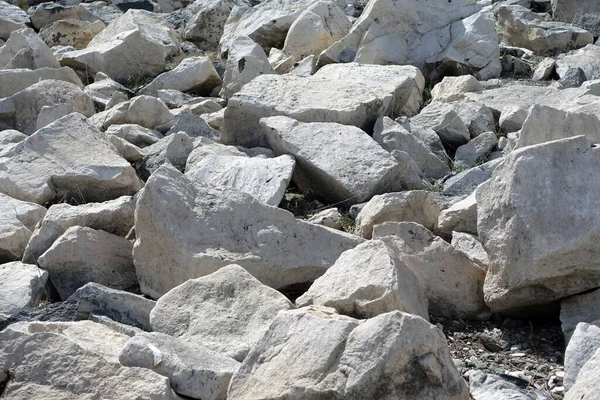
[339,212,356,234]
[125,74,154,92]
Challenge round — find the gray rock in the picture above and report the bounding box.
[566,347,600,400]
[411,102,470,150]
[437,193,477,236]
[561,288,600,342]
[0,28,59,70]
[558,67,587,88]
[499,105,528,133]
[532,57,556,81]
[84,72,132,110]
[564,323,600,391]
[0,298,79,332]
[556,44,600,82]
[138,131,194,179]
[443,161,499,197]
[454,131,497,170]
[451,232,489,269]
[0,67,83,99]
[452,101,496,139]
[469,370,549,400]
[105,124,163,148]
[572,12,600,37]
[165,112,220,139]
[0,1,29,41]
[0,262,48,320]
[0,193,46,263]
[91,95,174,131]
[552,0,600,23]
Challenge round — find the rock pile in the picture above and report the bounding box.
[2,0,600,398]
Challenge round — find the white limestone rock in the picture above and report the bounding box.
[561,289,600,342]
[92,95,174,131]
[140,56,221,96]
[437,192,477,236]
[0,67,82,99]
[0,1,29,40]
[39,19,105,49]
[454,131,497,169]
[0,194,46,263]
[105,124,162,148]
[552,0,600,23]
[499,105,528,134]
[0,262,48,320]
[451,232,489,269]
[556,45,600,82]
[431,75,483,103]
[150,264,294,361]
[411,102,470,150]
[0,28,59,70]
[566,347,600,400]
[564,323,600,391]
[307,207,343,230]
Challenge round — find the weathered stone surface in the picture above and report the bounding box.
[185,138,247,170]
[431,75,483,103]
[564,323,600,391]
[38,226,137,300]
[150,265,294,361]
[307,207,343,230]
[186,154,294,206]
[29,2,98,30]
[532,57,556,81]
[320,1,500,80]
[120,331,240,400]
[437,192,477,236]
[0,262,48,320]
[0,113,141,205]
[175,0,240,51]
[0,67,83,99]
[572,12,600,37]
[566,347,600,400]
[0,28,59,70]
[556,44,600,82]
[478,135,600,313]
[0,1,29,40]
[411,102,470,150]
[92,95,174,131]
[469,371,550,400]
[452,100,496,139]
[374,222,489,320]
[133,165,362,298]
[498,5,593,56]
[139,131,194,178]
[499,105,528,134]
[83,72,131,111]
[443,160,499,197]
[296,240,429,320]
[552,0,600,23]
[228,307,469,400]
[0,194,46,263]
[451,232,489,270]
[70,282,154,331]
[220,35,273,99]
[140,56,221,96]
[39,19,105,49]
[454,131,497,169]
[561,288,600,341]
[106,124,162,148]
[0,321,180,399]
[0,79,95,135]
[60,10,181,83]
[355,191,440,239]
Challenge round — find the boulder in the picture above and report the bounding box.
[410,102,470,151]
[0,1,29,40]
[138,132,194,178]
[296,240,429,320]
[556,44,600,82]
[133,165,363,298]
[532,57,557,81]
[451,232,489,269]
[355,191,440,239]
[451,100,496,139]
[261,116,424,204]
[165,112,220,139]
[60,10,181,83]
[105,124,162,147]
[437,192,477,236]
[572,12,600,38]
[320,1,500,80]
[139,56,221,96]
[0,79,95,135]
[566,347,600,400]
[0,113,141,205]
[561,288,600,341]
[185,154,295,206]
[0,321,180,399]
[92,95,174,131]
[0,67,83,99]
[220,36,273,100]
[29,3,98,30]
[564,323,600,391]
[373,116,450,180]
[431,75,483,103]
[120,332,240,400]
[38,226,137,300]
[150,265,294,361]
[454,131,497,169]
[558,66,587,88]
[70,282,155,331]
[497,5,593,56]
[499,105,528,134]
[0,28,59,70]
[443,160,499,197]
[552,0,600,23]
[228,307,470,399]
[0,262,48,320]
[516,105,600,149]
[39,19,105,49]
[469,371,550,400]
[477,135,600,313]
[307,207,343,230]
[373,221,489,320]
[0,193,46,263]
[23,196,134,264]
[83,72,132,111]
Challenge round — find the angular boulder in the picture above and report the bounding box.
[0,194,46,263]
[0,28,59,70]
[565,347,600,400]
[0,1,29,40]
[0,67,83,99]
[561,288,600,341]
[139,56,221,96]
[564,322,600,391]
[0,262,48,320]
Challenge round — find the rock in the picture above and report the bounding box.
[451,232,490,269]
[499,105,528,133]
[228,308,470,399]
[454,131,497,169]
[150,265,294,361]
[23,196,134,264]
[552,0,600,23]
[0,28,59,70]
[185,154,294,206]
[138,132,194,178]
[60,10,181,83]
[261,116,424,205]
[120,331,240,400]
[83,72,132,110]
[106,124,162,148]
[443,160,499,197]
[355,191,440,239]
[373,221,489,320]
[532,57,556,81]
[175,0,238,52]
[29,3,97,30]
[561,289,600,342]
[565,347,600,400]
[558,67,587,88]
[80,3,124,25]
[281,0,352,63]
[38,226,137,300]
[0,321,180,399]
[184,139,247,170]
[452,100,496,139]
[320,1,500,80]
[477,135,600,313]
[0,262,48,320]
[0,79,94,135]
[133,165,363,298]
[0,113,141,205]
[564,323,600,391]
[572,12,600,37]
[0,193,46,263]
[70,282,155,331]
[411,102,470,151]
[479,331,509,352]
[431,75,483,103]
[223,63,424,147]
[0,67,83,100]
[165,112,220,139]
[0,1,29,40]
[140,56,221,96]
[373,117,450,180]
[296,240,429,320]
[307,207,343,230]
[0,298,80,331]
[437,192,477,236]
[220,36,273,100]
[556,44,600,82]
[497,5,593,56]
[469,370,550,400]
[39,19,105,49]
[93,95,174,131]
[516,105,600,150]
